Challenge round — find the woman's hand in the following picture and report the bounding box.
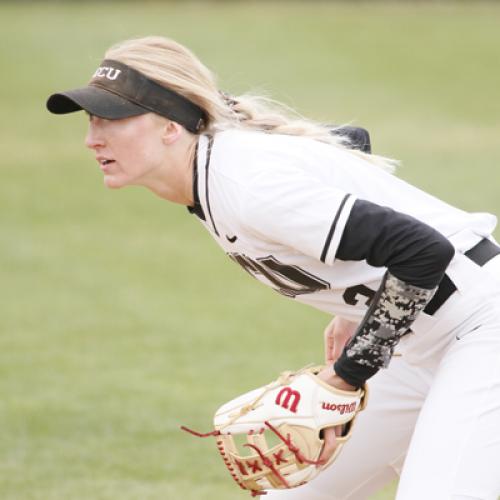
[323,316,358,365]
[316,364,358,465]
[317,366,357,392]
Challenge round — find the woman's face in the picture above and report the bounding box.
[85,113,168,189]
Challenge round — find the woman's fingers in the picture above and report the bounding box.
[317,426,341,466]
[324,317,359,365]
[324,328,335,364]
[330,334,348,363]
[323,316,338,364]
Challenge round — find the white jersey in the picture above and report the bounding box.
[187,131,500,499]
[190,130,496,323]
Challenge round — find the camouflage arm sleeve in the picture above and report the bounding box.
[333,272,437,388]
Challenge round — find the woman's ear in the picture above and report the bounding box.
[161,120,183,145]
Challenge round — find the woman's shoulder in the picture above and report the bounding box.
[209,129,310,181]
[212,128,286,153]
[210,128,339,170]
[213,127,320,149]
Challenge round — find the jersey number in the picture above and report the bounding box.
[342,285,376,306]
[228,253,330,298]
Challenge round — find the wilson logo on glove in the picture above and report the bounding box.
[321,402,357,414]
[275,387,301,413]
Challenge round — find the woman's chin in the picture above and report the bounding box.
[103,175,126,189]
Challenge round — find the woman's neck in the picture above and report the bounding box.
[145,133,198,205]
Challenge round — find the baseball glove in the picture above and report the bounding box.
[181,365,367,497]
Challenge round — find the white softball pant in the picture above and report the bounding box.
[265,256,500,500]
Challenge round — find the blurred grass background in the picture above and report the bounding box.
[1,1,499,499]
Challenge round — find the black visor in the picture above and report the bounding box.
[46,59,206,133]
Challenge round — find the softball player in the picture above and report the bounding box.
[46,36,500,500]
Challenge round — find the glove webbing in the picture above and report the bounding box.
[181,420,324,496]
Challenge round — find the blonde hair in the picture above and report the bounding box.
[105,36,396,171]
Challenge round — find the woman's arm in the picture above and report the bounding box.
[332,199,455,388]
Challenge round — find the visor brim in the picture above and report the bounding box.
[46,86,148,119]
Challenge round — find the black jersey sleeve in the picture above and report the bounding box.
[336,199,454,289]
[333,199,455,388]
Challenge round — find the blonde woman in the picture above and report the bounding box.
[47,37,500,500]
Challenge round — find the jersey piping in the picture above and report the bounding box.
[321,194,357,266]
[187,139,206,220]
[203,135,219,236]
[192,135,219,235]
[321,193,352,263]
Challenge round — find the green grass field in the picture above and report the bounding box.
[1,1,499,499]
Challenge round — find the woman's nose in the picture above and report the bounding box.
[85,120,105,150]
